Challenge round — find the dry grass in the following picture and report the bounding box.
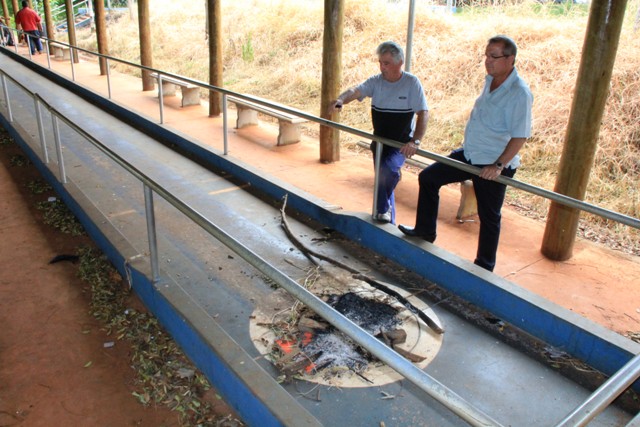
[74,0,640,253]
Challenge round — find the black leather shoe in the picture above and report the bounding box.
[398,224,436,243]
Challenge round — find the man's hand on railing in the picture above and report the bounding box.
[400,141,419,159]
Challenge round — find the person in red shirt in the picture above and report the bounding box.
[15,0,43,54]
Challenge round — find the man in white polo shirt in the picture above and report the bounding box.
[329,41,429,225]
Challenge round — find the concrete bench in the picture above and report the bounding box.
[456,180,477,220]
[227,95,308,146]
[51,43,71,60]
[150,72,200,107]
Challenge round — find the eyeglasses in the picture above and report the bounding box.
[485,54,509,60]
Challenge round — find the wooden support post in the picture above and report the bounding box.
[64,0,78,63]
[207,0,222,117]
[137,0,153,91]
[9,0,18,45]
[94,0,108,75]
[319,0,344,164]
[1,0,10,31]
[10,0,17,42]
[541,0,629,261]
[42,0,54,51]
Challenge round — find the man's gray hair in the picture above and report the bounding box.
[489,35,518,59]
[376,41,404,64]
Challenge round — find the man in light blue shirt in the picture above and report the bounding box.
[399,35,533,272]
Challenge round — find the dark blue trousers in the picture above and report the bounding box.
[370,142,406,224]
[25,30,43,54]
[414,148,516,271]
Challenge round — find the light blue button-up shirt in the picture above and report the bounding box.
[463,68,533,168]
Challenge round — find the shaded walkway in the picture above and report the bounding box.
[1,43,639,426]
[10,45,640,337]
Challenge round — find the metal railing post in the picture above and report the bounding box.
[69,47,76,81]
[106,58,112,99]
[1,74,14,122]
[11,28,17,53]
[222,93,229,155]
[157,74,165,124]
[26,33,32,59]
[372,140,383,218]
[44,40,51,69]
[34,97,50,163]
[626,410,640,426]
[143,184,161,283]
[51,115,67,183]
[555,352,640,427]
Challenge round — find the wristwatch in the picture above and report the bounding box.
[413,139,421,147]
[494,162,504,170]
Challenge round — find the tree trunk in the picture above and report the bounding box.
[1,0,10,29]
[93,0,108,75]
[319,0,344,163]
[10,0,18,32]
[138,0,153,91]
[541,0,629,260]
[42,0,54,51]
[64,0,78,63]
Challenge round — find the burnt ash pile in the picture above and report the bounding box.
[329,292,400,333]
[275,292,402,378]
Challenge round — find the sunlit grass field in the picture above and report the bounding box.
[76,0,640,254]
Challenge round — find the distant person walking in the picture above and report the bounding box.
[399,35,533,272]
[15,0,43,55]
[328,40,429,224]
[0,16,15,46]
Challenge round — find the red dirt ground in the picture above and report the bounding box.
[0,138,236,426]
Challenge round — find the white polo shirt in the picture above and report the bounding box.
[356,72,428,143]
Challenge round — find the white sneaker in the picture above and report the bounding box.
[375,211,391,223]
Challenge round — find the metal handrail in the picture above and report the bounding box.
[626,410,640,426]
[4,31,637,232]
[555,352,640,427]
[49,0,90,28]
[0,69,503,426]
[1,31,638,427]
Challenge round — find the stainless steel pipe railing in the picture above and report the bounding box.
[0,69,504,426]
[555,353,640,427]
[2,37,639,425]
[1,28,637,230]
[38,90,504,427]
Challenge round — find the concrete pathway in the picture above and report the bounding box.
[20,46,640,337]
